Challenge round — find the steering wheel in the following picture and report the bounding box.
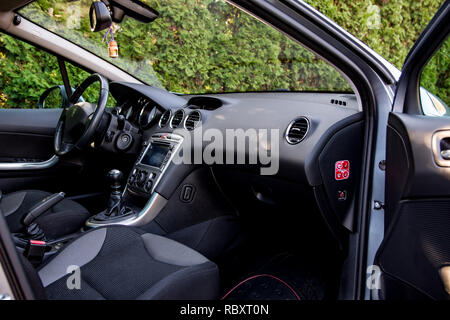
[54,73,109,156]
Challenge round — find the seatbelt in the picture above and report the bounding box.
[57,57,72,103]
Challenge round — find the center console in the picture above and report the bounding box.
[86,133,183,227]
[127,133,183,196]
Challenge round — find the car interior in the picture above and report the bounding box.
[0,63,365,299]
[4,0,447,301]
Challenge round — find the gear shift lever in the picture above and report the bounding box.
[106,169,123,217]
[89,169,133,222]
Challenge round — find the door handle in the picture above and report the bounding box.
[432,132,450,167]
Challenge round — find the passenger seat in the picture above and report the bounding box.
[28,225,220,299]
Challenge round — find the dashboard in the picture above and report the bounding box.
[107,83,362,186]
[103,81,365,238]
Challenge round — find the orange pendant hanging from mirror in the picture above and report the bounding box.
[103,26,118,58]
[108,40,118,58]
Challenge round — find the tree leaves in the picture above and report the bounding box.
[0,0,446,109]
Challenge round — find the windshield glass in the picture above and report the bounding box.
[19,0,352,94]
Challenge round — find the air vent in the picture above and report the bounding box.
[184,111,202,131]
[330,99,347,106]
[170,109,185,129]
[159,110,171,128]
[285,117,309,144]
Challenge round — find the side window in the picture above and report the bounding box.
[0,32,116,109]
[65,62,98,103]
[65,62,117,107]
[420,37,449,117]
[0,33,62,109]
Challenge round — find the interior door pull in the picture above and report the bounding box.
[432,131,450,167]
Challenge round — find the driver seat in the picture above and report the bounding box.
[1,190,90,239]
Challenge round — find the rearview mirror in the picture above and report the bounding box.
[89,1,112,32]
[89,0,159,31]
[107,0,159,23]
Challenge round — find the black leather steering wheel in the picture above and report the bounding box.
[54,73,109,156]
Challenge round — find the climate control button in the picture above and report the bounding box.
[144,180,153,192]
[137,170,148,187]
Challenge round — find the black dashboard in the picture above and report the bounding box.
[103,81,364,236]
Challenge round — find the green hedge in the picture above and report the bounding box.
[306,0,448,104]
[0,0,447,109]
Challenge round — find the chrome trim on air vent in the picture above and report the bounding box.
[159,110,172,128]
[184,111,202,130]
[170,109,185,129]
[285,117,310,144]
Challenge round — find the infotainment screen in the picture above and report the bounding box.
[140,143,170,168]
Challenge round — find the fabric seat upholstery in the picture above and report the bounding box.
[1,190,90,239]
[38,225,220,300]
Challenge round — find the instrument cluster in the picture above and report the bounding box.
[119,95,161,130]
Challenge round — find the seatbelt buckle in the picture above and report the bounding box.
[24,240,48,266]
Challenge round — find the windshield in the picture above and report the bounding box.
[19,0,352,94]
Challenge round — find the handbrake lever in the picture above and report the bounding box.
[22,192,65,226]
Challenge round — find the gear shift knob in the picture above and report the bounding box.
[107,169,123,190]
[105,169,123,217]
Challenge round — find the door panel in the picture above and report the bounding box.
[377,113,450,300]
[375,2,450,300]
[378,197,450,299]
[0,132,54,162]
[0,108,74,194]
[0,109,61,135]
[387,113,450,199]
[0,109,61,162]
[0,108,117,214]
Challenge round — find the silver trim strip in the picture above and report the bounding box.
[136,133,184,194]
[0,155,59,171]
[85,192,168,228]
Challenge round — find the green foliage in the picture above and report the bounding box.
[305,0,448,104]
[0,32,114,108]
[420,37,449,105]
[0,0,447,109]
[0,33,62,108]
